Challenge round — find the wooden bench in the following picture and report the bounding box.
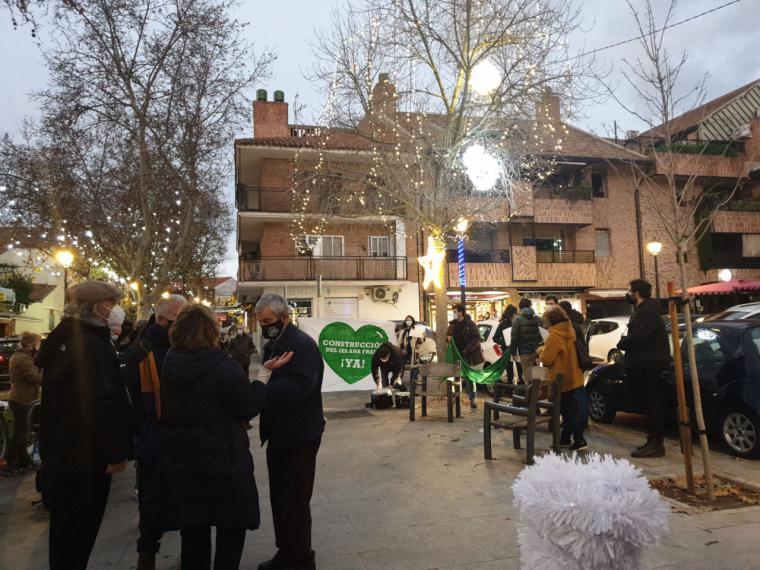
[483,373,563,464]
[410,363,462,422]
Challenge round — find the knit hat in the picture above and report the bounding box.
[65,281,122,306]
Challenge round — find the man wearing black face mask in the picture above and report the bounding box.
[617,279,670,458]
[255,293,324,570]
[122,294,187,570]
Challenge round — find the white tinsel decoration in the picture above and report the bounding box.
[512,453,669,570]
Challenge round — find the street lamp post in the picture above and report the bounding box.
[55,249,74,293]
[646,241,663,299]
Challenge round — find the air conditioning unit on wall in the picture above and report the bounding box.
[372,286,391,301]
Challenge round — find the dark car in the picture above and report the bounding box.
[585,321,760,459]
[0,337,21,391]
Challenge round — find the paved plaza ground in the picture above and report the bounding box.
[2,388,760,569]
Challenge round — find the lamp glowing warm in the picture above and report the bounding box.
[161,291,170,299]
[469,59,501,96]
[55,249,74,268]
[646,241,663,256]
[455,217,470,234]
[462,144,501,192]
[418,236,446,290]
[718,269,732,282]
[129,281,140,291]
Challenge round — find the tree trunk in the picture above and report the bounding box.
[677,247,715,500]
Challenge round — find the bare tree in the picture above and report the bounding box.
[300,0,597,355]
[1,0,273,316]
[606,0,758,499]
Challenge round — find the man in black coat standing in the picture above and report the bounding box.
[617,279,671,458]
[36,281,134,570]
[255,293,325,570]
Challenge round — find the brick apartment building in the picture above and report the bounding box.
[235,80,760,325]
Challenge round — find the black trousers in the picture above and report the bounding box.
[5,401,31,469]
[506,361,524,385]
[626,364,666,442]
[266,438,321,566]
[45,470,112,570]
[560,387,587,442]
[137,456,163,554]
[180,526,246,570]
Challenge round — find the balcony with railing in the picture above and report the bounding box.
[236,185,293,212]
[532,187,593,225]
[536,250,595,263]
[445,249,511,263]
[239,256,408,282]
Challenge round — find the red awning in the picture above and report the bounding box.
[688,279,760,295]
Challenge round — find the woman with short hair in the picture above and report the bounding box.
[147,304,266,570]
[3,332,42,474]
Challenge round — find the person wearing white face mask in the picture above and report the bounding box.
[108,304,127,343]
[35,280,134,570]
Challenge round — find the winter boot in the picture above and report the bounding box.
[631,440,665,458]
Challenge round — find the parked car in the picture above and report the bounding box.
[0,337,21,392]
[393,321,436,363]
[585,317,629,363]
[705,302,760,322]
[585,320,760,459]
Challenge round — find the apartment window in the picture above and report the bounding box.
[295,235,344,257]
[592,171,607,198]
[368,236,391,257]
[595,229,610,258]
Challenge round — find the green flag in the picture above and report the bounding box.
[444,342,511,384]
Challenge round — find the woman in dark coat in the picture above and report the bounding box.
[148,304,266,570]
[493,305,523,384]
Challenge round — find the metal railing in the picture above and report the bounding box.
[445,249,510,263]
[236,186,294,212]
[239,256,408,281]
[534,186,593,201]
[536,250,595,263]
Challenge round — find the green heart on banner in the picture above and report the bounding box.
[318,322,389,384]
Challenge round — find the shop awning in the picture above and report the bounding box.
[586,289,627,299]
[688,279,760,295]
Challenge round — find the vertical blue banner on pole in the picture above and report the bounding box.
[457,237,466,287]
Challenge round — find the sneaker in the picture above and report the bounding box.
[570,439,588,452]
[631,441,665,458]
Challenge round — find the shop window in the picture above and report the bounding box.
[592,171,607,198]
[368,236,391,257]
[295,235,344,257]
[288,299,313,318]
[595,229,610,258]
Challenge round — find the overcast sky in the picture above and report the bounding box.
[1,0,758,277]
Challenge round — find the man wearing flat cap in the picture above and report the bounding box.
[36,280,134,570]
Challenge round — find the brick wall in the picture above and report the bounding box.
[533,197,592,224]
[712,210,760,233]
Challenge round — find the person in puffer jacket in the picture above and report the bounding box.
[509,298,543,381]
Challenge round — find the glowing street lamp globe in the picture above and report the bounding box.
[718,269,732,282]
[462,144,501,192]
[455,217,470,234]
[646,241,663,256]
[469,59,501,96]
[55,249,74,268]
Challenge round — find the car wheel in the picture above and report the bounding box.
[587,386,616,424]
[607,349,623,364]
[721,409,760,459]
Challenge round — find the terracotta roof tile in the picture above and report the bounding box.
[28,284,57,303]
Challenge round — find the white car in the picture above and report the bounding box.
[586,316,629,363]
[477,319,548,367]
[705,302,760,322]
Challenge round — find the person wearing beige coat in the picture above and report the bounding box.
[538,308,588,451]
[4,332,42,473]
